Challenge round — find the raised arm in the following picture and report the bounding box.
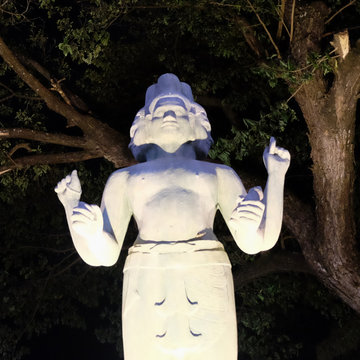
[261,137,290,250]
[217,137,290,254]
[55,170,132,266]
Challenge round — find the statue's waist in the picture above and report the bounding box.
[124,239,230,271]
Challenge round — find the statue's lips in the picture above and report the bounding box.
[161,121,179,128]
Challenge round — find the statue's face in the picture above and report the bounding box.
[130,96,211,153]
[146,103,195,149]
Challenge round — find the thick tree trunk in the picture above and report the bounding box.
[294,65,360,311]
[304,111,360,309]
[286,0,360,312]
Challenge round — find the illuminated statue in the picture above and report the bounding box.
[55,74,290,360]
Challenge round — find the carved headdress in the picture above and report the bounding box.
[129,74,213,161]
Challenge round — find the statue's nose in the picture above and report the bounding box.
[163,110,177,121]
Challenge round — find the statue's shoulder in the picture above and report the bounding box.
[193,160,238,178]
[212,163,242,183]
[211,162,237,175]
[105,167,131,188]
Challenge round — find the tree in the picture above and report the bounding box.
[1,0,360,359]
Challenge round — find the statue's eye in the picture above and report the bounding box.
[151,114,161,120]
[176,111,188,119]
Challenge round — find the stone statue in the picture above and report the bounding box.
[55,74,290,360]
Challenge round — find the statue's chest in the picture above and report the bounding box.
[127,166,217,206]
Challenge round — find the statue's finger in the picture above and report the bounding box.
[236,195,245,204]
[236,210,262,222]
[72,207,95,220]
[71,213,94,223]
[55,178,67,193]
[70,169,81,186]
[81,203,102,222]
[90,204,102,218]
[269,137,276,155]
[237,200,265,212]
[277,148,291,160]
[54,181,63,193]
[229,215,257,224]
[246,186,263,201]
[83,203,93,212]
[72,222,88,234]
[253,186,263,201]
[83,203,101,215]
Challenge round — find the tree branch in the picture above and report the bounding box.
[246,0,282,59]
[0,128,89,148]
[325,0,356,25]
[233,251,313,289]
[0,151,101,174]
[8,142,32,156]
[234,16,265,58]
[289,0,296,42]
[17,55,91,114]
[0,36,83,126]
[0,81,42,102]
[0,36,133,168]
[283,191,316,255]
[276,0,287,40]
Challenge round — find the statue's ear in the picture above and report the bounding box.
[199,112,211,132]
[193,104,211,139]
[130,109,145,139]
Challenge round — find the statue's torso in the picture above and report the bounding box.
[125,158,219,242]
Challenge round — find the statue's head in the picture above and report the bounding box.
[129,74,213,161]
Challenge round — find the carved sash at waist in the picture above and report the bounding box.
[124,240,230,270]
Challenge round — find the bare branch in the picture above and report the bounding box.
[0,0,30,20]
[17,55,91,114]
[0,128,89,148]
[0,81,42,102]
[286,81,306,102]
[50,78,71,106]
[235,16,264,58]
[246,0,282,59]
[289,0,296,42]
[52,258,81,278]
[276,0,287,40]
[8,142,32,156]
[325,0,356,25]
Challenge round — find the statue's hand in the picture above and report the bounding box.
[55,170,82,209]
[71,203,104,238]
[229,187,265,234]
[263,137,290,176]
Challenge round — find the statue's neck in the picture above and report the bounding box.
[144,143,197,161]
